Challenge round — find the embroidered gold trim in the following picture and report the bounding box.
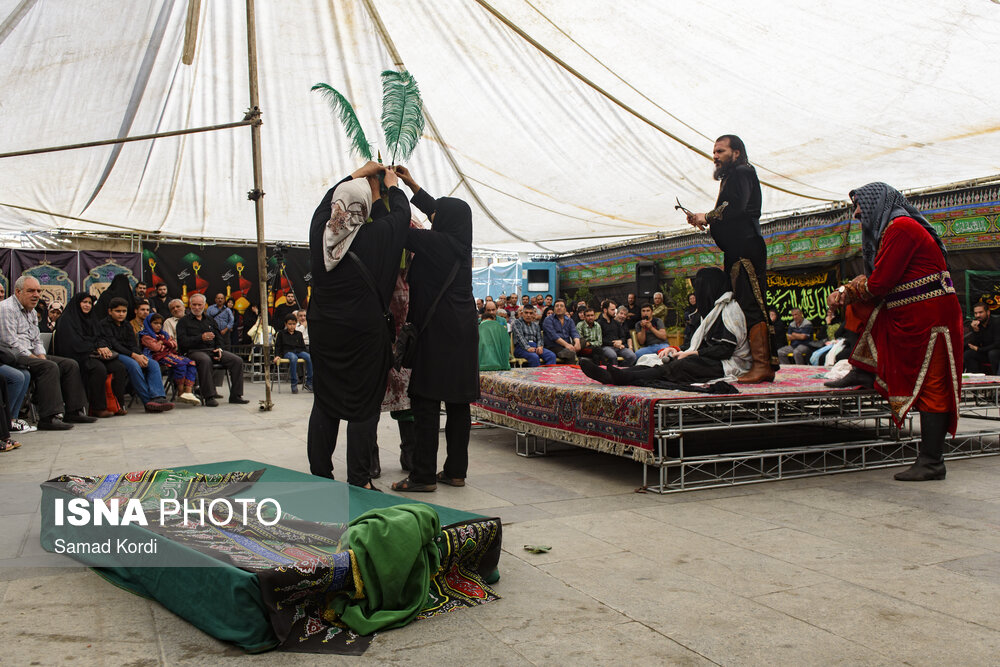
[886,326,959,427]
[731,258,780,365]
[888,271,952,295]
[849,302,882,368]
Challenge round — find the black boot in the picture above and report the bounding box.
[580,358,613,384]
[398,418,415,472]
[894,412,949,481]
[824,367,876,389]
[607,363,666,386]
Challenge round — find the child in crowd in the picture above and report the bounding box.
[273,313,312,394]
[138,312,200,405]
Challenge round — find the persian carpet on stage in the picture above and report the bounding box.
[40,461,501,655]
[473,365,992,463]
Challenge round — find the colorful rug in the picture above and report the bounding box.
[474,366,1000,463]
[41,466,502,655]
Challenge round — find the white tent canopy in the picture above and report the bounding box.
[2,0,999,253]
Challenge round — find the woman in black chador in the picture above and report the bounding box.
[53,293,128,417]
[581,267,751,387]
[391,166,479,493]
[307,162,410,489]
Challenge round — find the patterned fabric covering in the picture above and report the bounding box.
[474,366,1000,463]
[42,468,502,655]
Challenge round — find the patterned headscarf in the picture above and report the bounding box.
[850,182,946,275]
[322,178,373,271]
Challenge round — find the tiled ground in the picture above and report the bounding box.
[1,380,998,665]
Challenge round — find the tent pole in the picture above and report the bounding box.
[245,0,272,410]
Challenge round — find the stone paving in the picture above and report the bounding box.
[2,380,999,665]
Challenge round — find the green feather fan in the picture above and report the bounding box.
[380,69,425,164]
[311,83,374,161]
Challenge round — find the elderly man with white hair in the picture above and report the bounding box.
[0,276,95,430]
[163,298,185,339]
[174,293,247,407]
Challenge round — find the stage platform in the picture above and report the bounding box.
[472,366,1000,493]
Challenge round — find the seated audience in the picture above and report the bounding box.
[273,313,313,393]
[134,281,148,301]
[227,297,240,346]
[512,305,556,366]
[475,298,484,314]
[130,299,150,334]
[542,299,580,363]
[651,292,669,322]
[38,301,63,333]
[139,312,200,405]
[682,293,700,349]
[176,293,248,406]
[634,303,671,357]
[0,376,20,451]
[478,302,511,371]
[294,309,310,348]
[624,293,640,330]
[597,300,636,366]
[965,302,999,373]
[808,308,846,365]
[163,298,185,338]
[768,307,786,353]
[1,360,32,434]
[581,268,751,386]
[572,302,586,324]
[776,307,814,364]
[207,293,234,339]
[100,297,174,413]
[576,307,603,361]
[54,293,129,418]
[149,283,171,315]
[0,276,95,430]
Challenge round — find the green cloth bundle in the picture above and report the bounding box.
[331,503,441,634]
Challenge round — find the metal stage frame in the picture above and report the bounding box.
[484,382,1000,494]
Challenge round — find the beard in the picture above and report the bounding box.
[713,160,731,181]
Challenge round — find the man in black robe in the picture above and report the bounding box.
[686,134,775,383]
[307,162,411,489]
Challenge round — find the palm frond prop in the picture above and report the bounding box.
[380,69,425,164]
[311,83,374,161]
[312,70,425,165]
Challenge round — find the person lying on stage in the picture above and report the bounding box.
[579,267,751,387]
[828,182,962,482]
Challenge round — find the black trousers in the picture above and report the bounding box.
[964,347,1000,373]
[17,354,87,419]
[187,350,244,398]
[724,239,768,329]
[410,394,470,485]
[80,357,127,411]
[307,407,379,486]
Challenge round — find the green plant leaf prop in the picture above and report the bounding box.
[380,69,425,164]
[311,82,374,161]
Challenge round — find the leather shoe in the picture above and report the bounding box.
[92,410,114,418]
[205,398,219,407]
[824,368,875,389]
[38,418,73,431]
[229,396,250,404]
[64,412,98,424]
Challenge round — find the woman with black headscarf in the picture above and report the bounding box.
[829,182,962,482]
[390,166,478,493]
[580,267,750,387]
[95,273,136,323]
[53,293,128,417]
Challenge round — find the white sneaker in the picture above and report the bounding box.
[10,418,37,434]
[178,392,201,406]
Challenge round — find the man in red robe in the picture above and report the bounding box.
[830,183,962,481]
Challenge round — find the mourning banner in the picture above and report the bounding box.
[966,270,1000,313]
[79,251,142,297]
[10,250,79,308]
[766,267,840,322]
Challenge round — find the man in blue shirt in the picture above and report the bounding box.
[776,307,814,364]
[542,299,580,363]
[206,292,234,340]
